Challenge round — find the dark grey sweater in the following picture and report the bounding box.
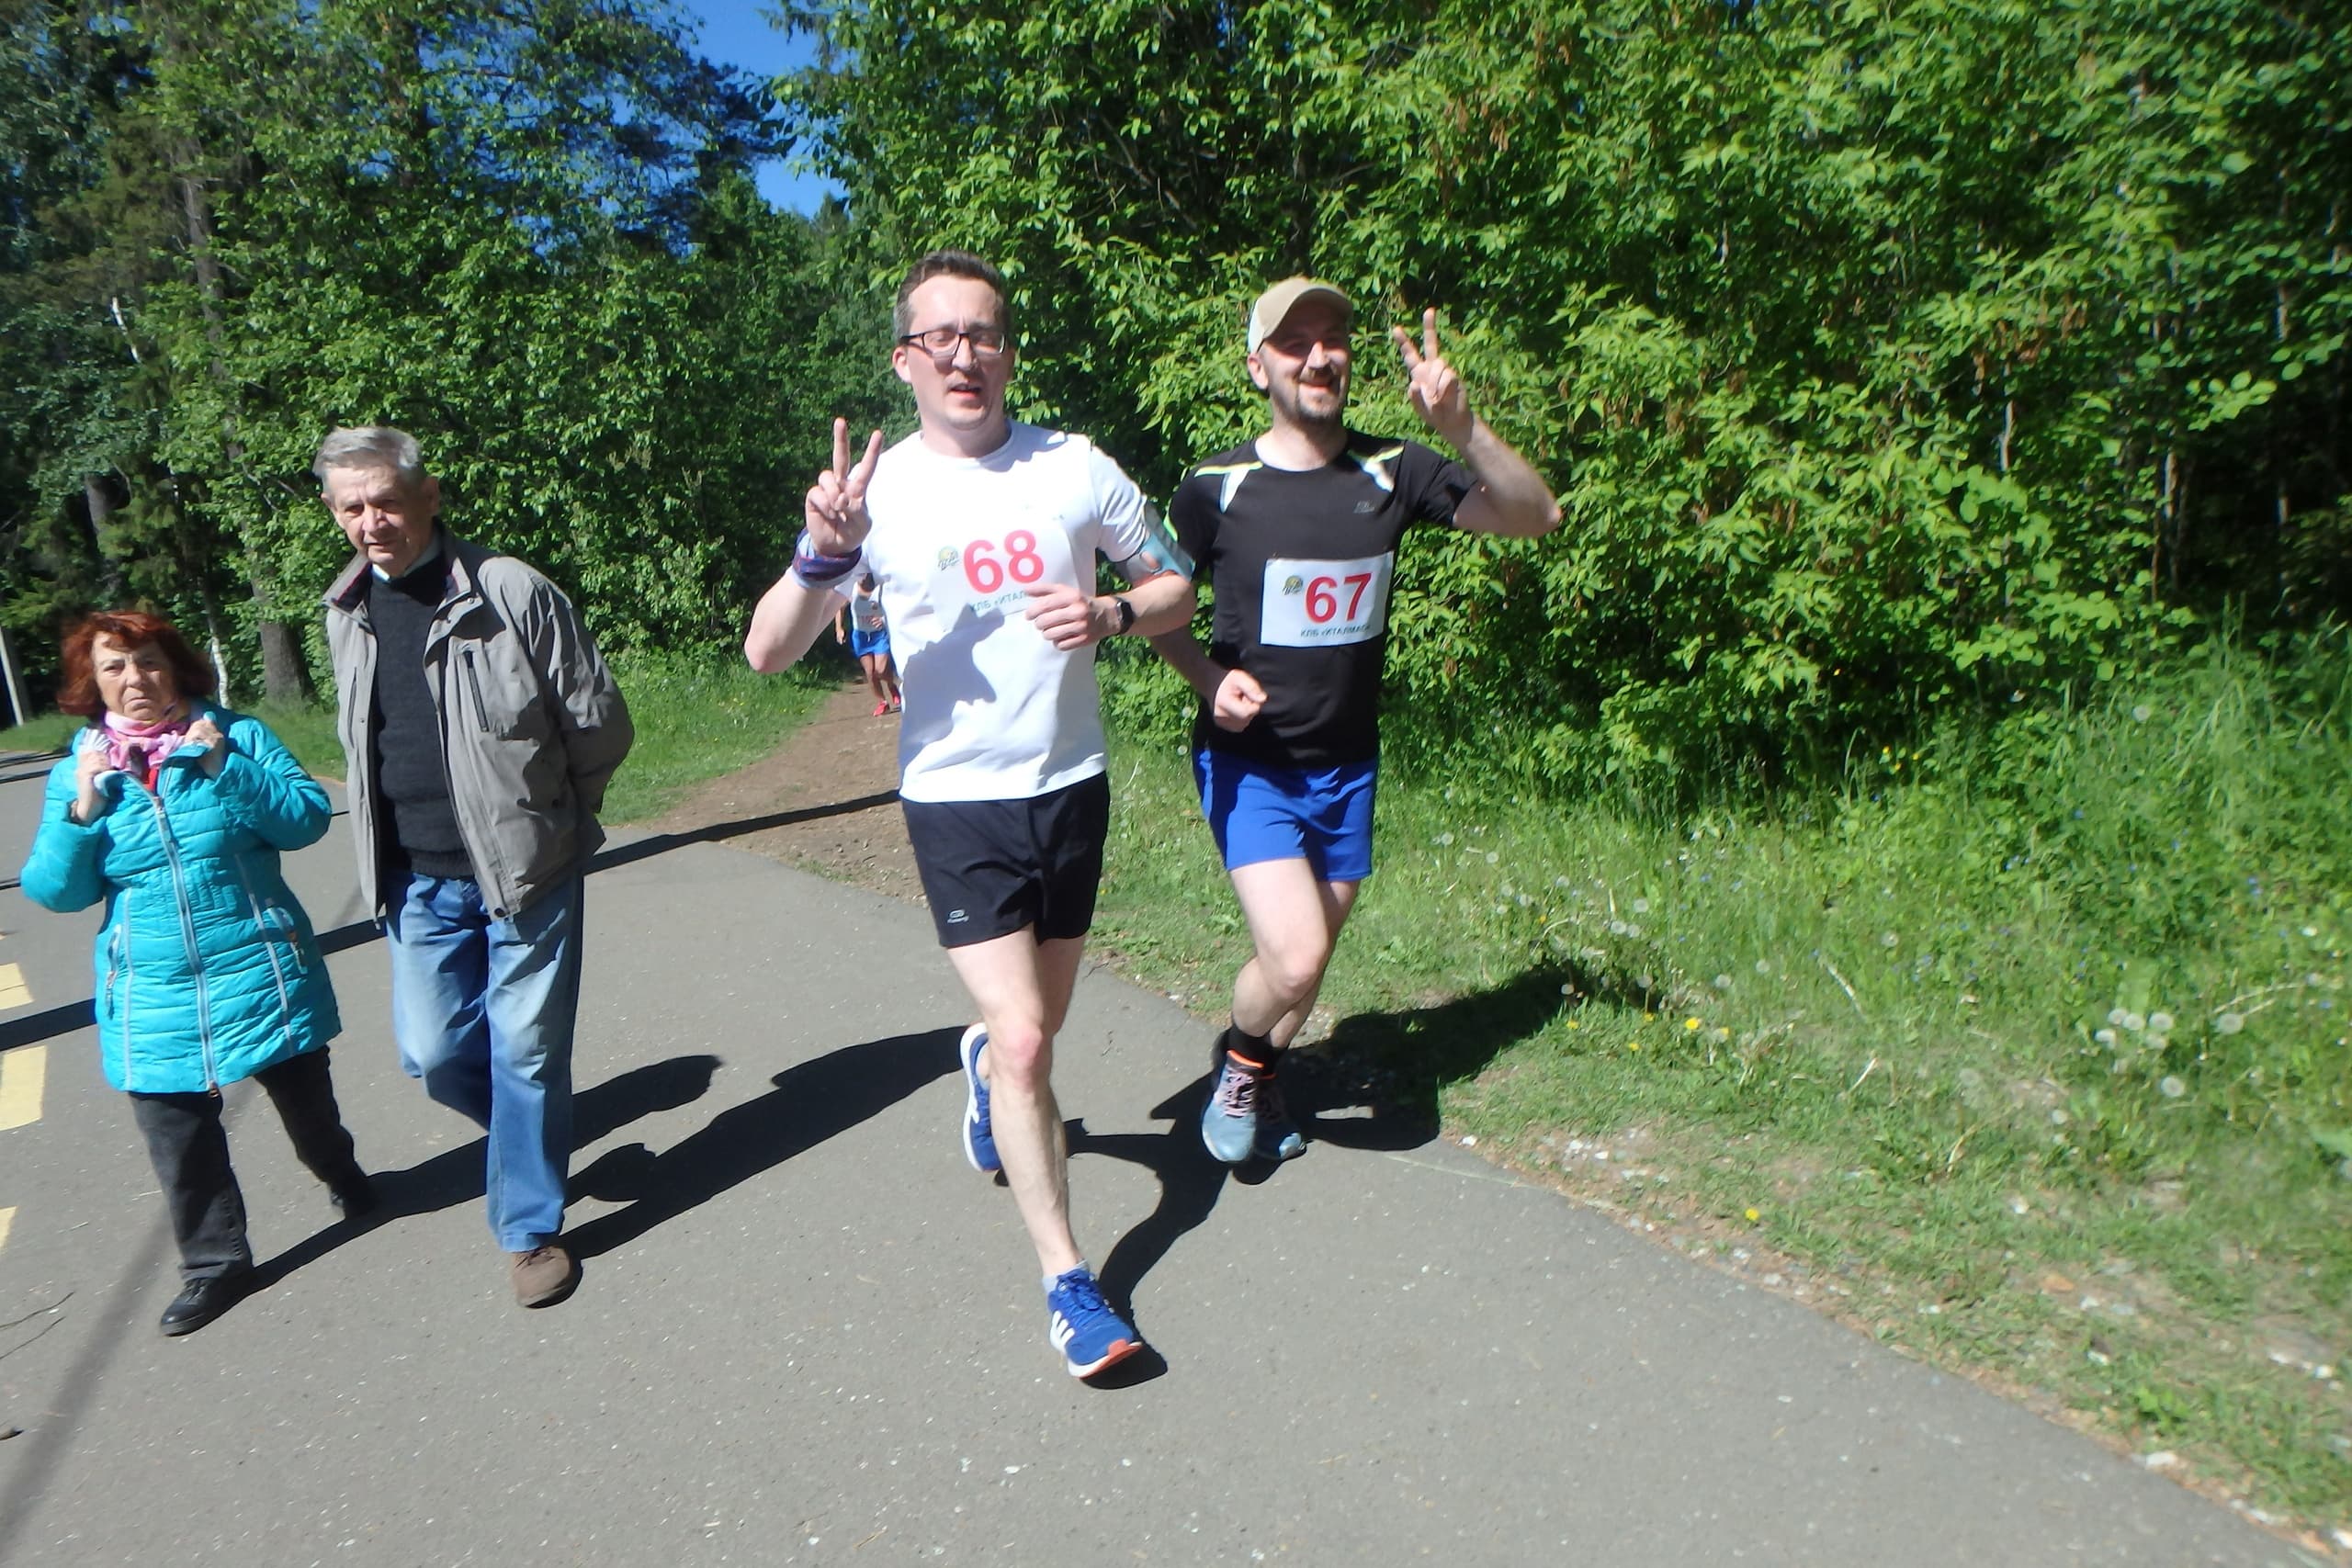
[366,546,473,881]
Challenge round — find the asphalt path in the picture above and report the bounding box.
[0,746,2316,1567]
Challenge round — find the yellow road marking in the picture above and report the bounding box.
[0,1044,46,1130]
[0,1207,13,1252]
[0,960,28,1010]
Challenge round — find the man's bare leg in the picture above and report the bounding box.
[946,929,1087,1277]
[1228,859,1360,1047]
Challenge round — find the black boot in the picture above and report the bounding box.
[160,1266,250,1337]
[328,1171,378,1220]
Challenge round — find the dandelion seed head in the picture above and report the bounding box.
[2094,1028,2118,1046]
[1625,923,1644,940]
[1631,897,1651,915]
[2217,1012,2245,1034]
[1486,851,1498,865]
[1755,958,1772,975]
[1881,931,1899,949]
[1636,975,1655,992]
[1609,919,1629,936]
[2145,1034,2168,1052]
[2107,1007,2130,1027]
[2122,1011,2145,1032]
[1713,974,1733,991]
[2302,926,2319,939]
[2132,705,2152,723]
[2148,1010,2175,1033]
[2159,1076,2186,1099]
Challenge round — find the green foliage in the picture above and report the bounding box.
[3,0,897,703]
[792,0,2351,789]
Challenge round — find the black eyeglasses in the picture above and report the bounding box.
[898,325,1010,361]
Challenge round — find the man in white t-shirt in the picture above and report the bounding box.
[744,250,1194,1380]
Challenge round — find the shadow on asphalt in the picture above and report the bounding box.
[561,1027,958,1260]
[1293,964,1583,1153]
[246,1053,723,1292]
[584,791,901,875]
[1068,1089,1230,1323]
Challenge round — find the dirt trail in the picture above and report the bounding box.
[646,681,924,904]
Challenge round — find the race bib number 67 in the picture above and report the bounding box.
[1260,552,1395,648]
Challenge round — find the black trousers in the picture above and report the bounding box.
[128,1048,365,1281]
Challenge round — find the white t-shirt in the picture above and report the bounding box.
[844,423,1158,803]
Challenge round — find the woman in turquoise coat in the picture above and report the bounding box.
[18,611,372,1337]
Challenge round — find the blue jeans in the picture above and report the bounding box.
[384,872,584,1251]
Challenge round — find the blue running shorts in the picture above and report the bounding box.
[850,624,890,660]
[1193,750,1377,883]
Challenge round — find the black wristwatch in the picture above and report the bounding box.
[1112,595,1136,635]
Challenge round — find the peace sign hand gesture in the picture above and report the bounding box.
[806,417,885,556]
[1391,307,1476,451]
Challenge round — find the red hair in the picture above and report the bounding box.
[55,611,217,718]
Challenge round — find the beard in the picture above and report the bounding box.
[1271,374,1349,434]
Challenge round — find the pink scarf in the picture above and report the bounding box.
[100,707,194,787]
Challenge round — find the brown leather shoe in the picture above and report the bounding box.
[509,1243,579,1308]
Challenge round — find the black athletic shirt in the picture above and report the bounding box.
[1170,432,1472,769]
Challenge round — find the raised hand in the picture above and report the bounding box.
[805,417,885,556]
[185,716,229,774]
[72,733,111,822]
[1211,667,1266,732]
[1391,307,1475,450]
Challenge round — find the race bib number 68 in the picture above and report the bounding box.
[930,525,1077,622]
[1260,552,1394,648]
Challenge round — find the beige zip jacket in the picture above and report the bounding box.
[323,532,633,919]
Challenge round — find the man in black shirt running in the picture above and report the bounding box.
[1152,278,1559,1164]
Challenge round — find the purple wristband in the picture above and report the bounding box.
[794,531,859,585]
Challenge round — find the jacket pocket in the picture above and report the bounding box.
[257,903,313,973]
[460,643,550,742]
[102,926,124,1019]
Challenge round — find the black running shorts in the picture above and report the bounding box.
[900,773,1111,948]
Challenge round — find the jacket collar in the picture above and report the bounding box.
[325,527,482,617]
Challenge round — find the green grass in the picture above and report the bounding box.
[2,701,341,772]
[3,651,834,826]
[0,712,81,756]
[1092,636,2352,1531]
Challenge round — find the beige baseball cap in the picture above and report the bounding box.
[1247,276,1352,354]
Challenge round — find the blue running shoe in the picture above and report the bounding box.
[1046,1267,1141,1378]
[1253,1068,1307,1163]
[1204,1053,1298,1166]
[960,1023,1000,1173]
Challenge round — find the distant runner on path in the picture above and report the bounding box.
[743,250,1195,1379]
[1151,278,1560,1166]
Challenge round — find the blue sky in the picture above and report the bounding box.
[673,0,843,213]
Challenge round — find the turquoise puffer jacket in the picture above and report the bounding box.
[18,705,342,1094]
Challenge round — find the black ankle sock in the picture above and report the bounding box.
[1227,1023,1277,1066]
